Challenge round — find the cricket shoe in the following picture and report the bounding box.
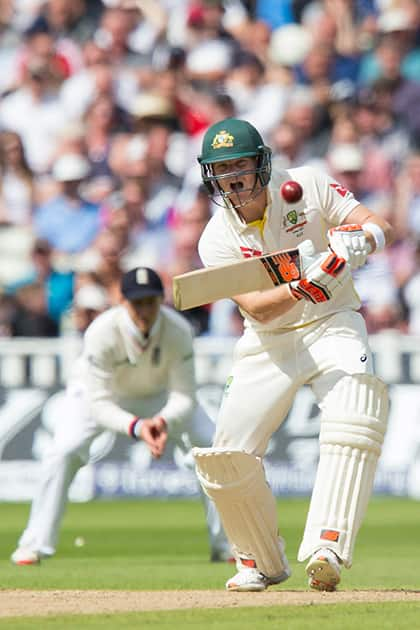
[306,548,341,592]
[226,558,291,592]
[11,547,42,566]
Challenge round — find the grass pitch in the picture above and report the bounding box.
[0,497,419,628]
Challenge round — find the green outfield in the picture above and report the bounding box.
[0,497,419,628]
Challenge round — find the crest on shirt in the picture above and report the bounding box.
[283,210,307,236]
[211,131,234,150]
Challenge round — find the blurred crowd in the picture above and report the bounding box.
[0,0,419,338]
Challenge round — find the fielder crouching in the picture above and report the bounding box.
[193,118,393,592]
[11,267,230,565]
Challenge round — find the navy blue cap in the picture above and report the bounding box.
[121,267,164,301]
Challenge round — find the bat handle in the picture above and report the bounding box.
[173,280,182,310]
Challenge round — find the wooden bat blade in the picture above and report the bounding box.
[173,248,301,310]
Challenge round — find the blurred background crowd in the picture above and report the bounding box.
[0,0,419,339]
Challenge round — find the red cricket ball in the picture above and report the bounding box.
[280,180,303,203]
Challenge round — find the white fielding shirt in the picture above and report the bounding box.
[198,165,362,332]
[69,305,196,436]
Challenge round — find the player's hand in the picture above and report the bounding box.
[289,251,348,303]
[139,416,168,458]
[327,224,371,269]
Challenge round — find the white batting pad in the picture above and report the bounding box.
[193,447,289,578]
[298,374,389,567]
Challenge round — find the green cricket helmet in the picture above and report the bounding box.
[197,118,272,208]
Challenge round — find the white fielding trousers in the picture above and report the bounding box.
[18,385,230,558]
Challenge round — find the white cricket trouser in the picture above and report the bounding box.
[18,383,99,555]
[214,310,373,454]
[18,385,229,557]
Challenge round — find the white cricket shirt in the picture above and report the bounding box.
[69,305,196,436]
[198,164,362,331]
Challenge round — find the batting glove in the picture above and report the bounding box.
[289,251,348,303]
[327,224,371,269]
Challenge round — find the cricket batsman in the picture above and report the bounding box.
[192,118,393,591]
[11,267,230,565]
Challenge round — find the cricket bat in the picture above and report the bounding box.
[173,247,302,310]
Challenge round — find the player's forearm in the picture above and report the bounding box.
[234,284,298,324]
[362,217,394,253]
[344,204,395,252]
[88,392,135,435]
[159,390,196,435]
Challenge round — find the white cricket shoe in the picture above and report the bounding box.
[11,547,41,566]
[306,548,341,591]
[226,566,291,592]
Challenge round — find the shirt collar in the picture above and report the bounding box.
[121,307,161,348]
[224,189,272,234]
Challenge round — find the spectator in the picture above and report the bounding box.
[354,83,411,177]
[60,57,137,122]
[270,120,310,169]
[282,86,331,160]
[359,5,420,85]
[27,0,101,46]
[34,153,101,255]
[224,50,287,139]
[93,6,143,65]
[0,55,68,172]
[0,1,21,95]
[175,87,235,163]
[0,131,35,225]
[326,111,395,195]
[266,22,313,74]
[6,238,74,325]
[0,292,18,337]
[74,228,125,305]
[117,103,184,227]
[295,40,359,105]
[358,38,420,139]
[83,93,130,181]
[11,282,59,337]
[182,0,232,50]
[326,142,391,214]
[184,38,234,89]
[64,282,109,335]
[14,29,72,89]
[100,175,162,255]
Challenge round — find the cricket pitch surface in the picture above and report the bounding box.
[1,589,419,617]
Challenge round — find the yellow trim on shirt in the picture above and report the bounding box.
[247,208,267,235]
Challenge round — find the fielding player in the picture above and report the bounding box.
[192,118,394,592]
[11,267,230,565]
